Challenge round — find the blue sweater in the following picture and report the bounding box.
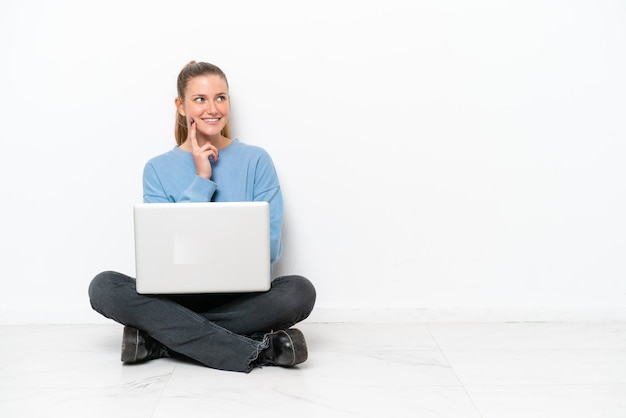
[142,139,284,264]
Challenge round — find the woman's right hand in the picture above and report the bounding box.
[188,118,219,179]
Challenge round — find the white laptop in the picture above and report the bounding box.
[133,201,271,294]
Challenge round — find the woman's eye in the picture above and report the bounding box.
[194,97,205,103]
[217,95,227,102]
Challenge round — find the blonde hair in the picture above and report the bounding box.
[174,61,231,146]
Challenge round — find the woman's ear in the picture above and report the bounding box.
[175,97,185,116]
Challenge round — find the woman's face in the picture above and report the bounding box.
[177,74,229,139]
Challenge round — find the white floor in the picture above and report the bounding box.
[1,322,625,418]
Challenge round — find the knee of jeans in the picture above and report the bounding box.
[290,275,317,316]
[88,271,124,311]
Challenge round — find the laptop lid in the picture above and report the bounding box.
[133,201,271,294]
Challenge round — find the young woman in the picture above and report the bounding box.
[88,61,316,373]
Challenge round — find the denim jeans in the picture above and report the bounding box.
[88,271,316,372]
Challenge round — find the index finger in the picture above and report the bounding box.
[188,117,199,149]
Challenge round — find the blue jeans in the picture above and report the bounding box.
[88,271,316,372]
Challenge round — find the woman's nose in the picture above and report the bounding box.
[205,100,217,114]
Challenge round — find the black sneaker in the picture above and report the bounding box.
[256,329,308,367]
[121,326,169,363]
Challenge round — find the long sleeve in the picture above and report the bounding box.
[142,148,217,203]
[250,152,284,264]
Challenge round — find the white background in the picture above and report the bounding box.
[1,0,624,323]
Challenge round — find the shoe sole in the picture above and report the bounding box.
[121,326,140,363]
